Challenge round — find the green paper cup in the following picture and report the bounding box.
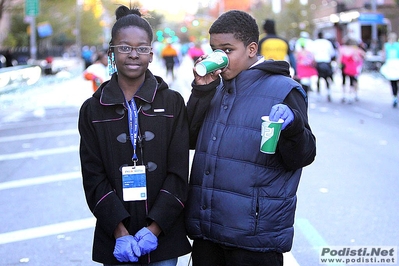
[195,49,229,76]
[260,116,284,154]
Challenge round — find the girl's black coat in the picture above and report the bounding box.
[78,70,191,264]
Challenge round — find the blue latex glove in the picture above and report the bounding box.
[269,104,294,130]
[134,227,158,255]
[113,235,140,262]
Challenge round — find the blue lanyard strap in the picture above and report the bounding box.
[126,99,139,164]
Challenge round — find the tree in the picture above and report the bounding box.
[38,0,78,46]
[101,0,164,31]
[79,2,105,46]
[251,0,314,41]
[279,0,314,40]
[1,0,165,55]
[251,1,274,36]
[0,0,12,23]
[3,12,29,47]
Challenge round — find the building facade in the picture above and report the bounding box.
[308,0,398,49]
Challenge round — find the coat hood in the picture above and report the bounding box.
[251,59,291,77]
[223,59,292,91]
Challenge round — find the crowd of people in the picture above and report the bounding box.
[258,20,367,104]
[257,20,399,108]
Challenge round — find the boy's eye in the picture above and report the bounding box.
[212,48,231,54]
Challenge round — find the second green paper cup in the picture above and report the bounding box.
[260,116,284,154]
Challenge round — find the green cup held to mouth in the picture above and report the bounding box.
[195,49,229,76]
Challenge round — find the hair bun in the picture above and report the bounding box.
[115,5,141,20]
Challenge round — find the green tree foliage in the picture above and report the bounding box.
[37,0,104,46]
[251,1,274,36]
[102,0,164,33]
[251,0,314,41]
[2,0,108,49]
[145,10,164,33]
[79,5,104,46]
[280,0,314,40]
[0,0,15,23]
[38,0,78,46]
[3,7,28,47]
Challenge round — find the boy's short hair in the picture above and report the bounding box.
[209,10,259,47]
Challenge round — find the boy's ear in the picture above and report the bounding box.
[247,42,258,57]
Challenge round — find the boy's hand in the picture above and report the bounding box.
[269,104,294,130]
[193,55,222,85]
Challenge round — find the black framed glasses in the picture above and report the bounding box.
[110,45,152,54]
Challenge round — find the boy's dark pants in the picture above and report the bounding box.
[192,238,283,266]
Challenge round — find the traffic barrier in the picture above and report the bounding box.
[0,65,42,93]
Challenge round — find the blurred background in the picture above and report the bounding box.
[0,0,398,67]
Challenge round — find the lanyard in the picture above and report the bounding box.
[126,99,139,165]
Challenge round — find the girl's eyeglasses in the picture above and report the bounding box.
[110,45,152,54]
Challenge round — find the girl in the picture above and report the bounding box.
[78,5,191,265]
[339,38,365,103]
[380,32,399,107]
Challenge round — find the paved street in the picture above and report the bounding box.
[0,56,398,265]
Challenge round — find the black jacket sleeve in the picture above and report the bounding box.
[146,92,190,233]
[187,78,221,149]
[279,88,316,170]
[78,99,130,237]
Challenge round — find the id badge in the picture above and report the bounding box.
[122,165,147,201]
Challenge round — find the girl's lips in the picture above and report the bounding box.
[125,63,141,70]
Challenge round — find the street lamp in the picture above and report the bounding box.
[25,0,39,60]
[76,0,83,57]
[371,0,378,54]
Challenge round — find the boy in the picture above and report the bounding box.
[185,10,316,266]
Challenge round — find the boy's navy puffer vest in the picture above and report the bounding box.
[186,65,305,253]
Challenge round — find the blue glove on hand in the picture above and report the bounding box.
[269,104,294,130]
[134,227,158,255]
[113,235,140,262]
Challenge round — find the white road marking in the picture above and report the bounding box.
[0,129,78,142]
[0,145,79,161]
[0,218,96,245]
[0,171,81,191]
